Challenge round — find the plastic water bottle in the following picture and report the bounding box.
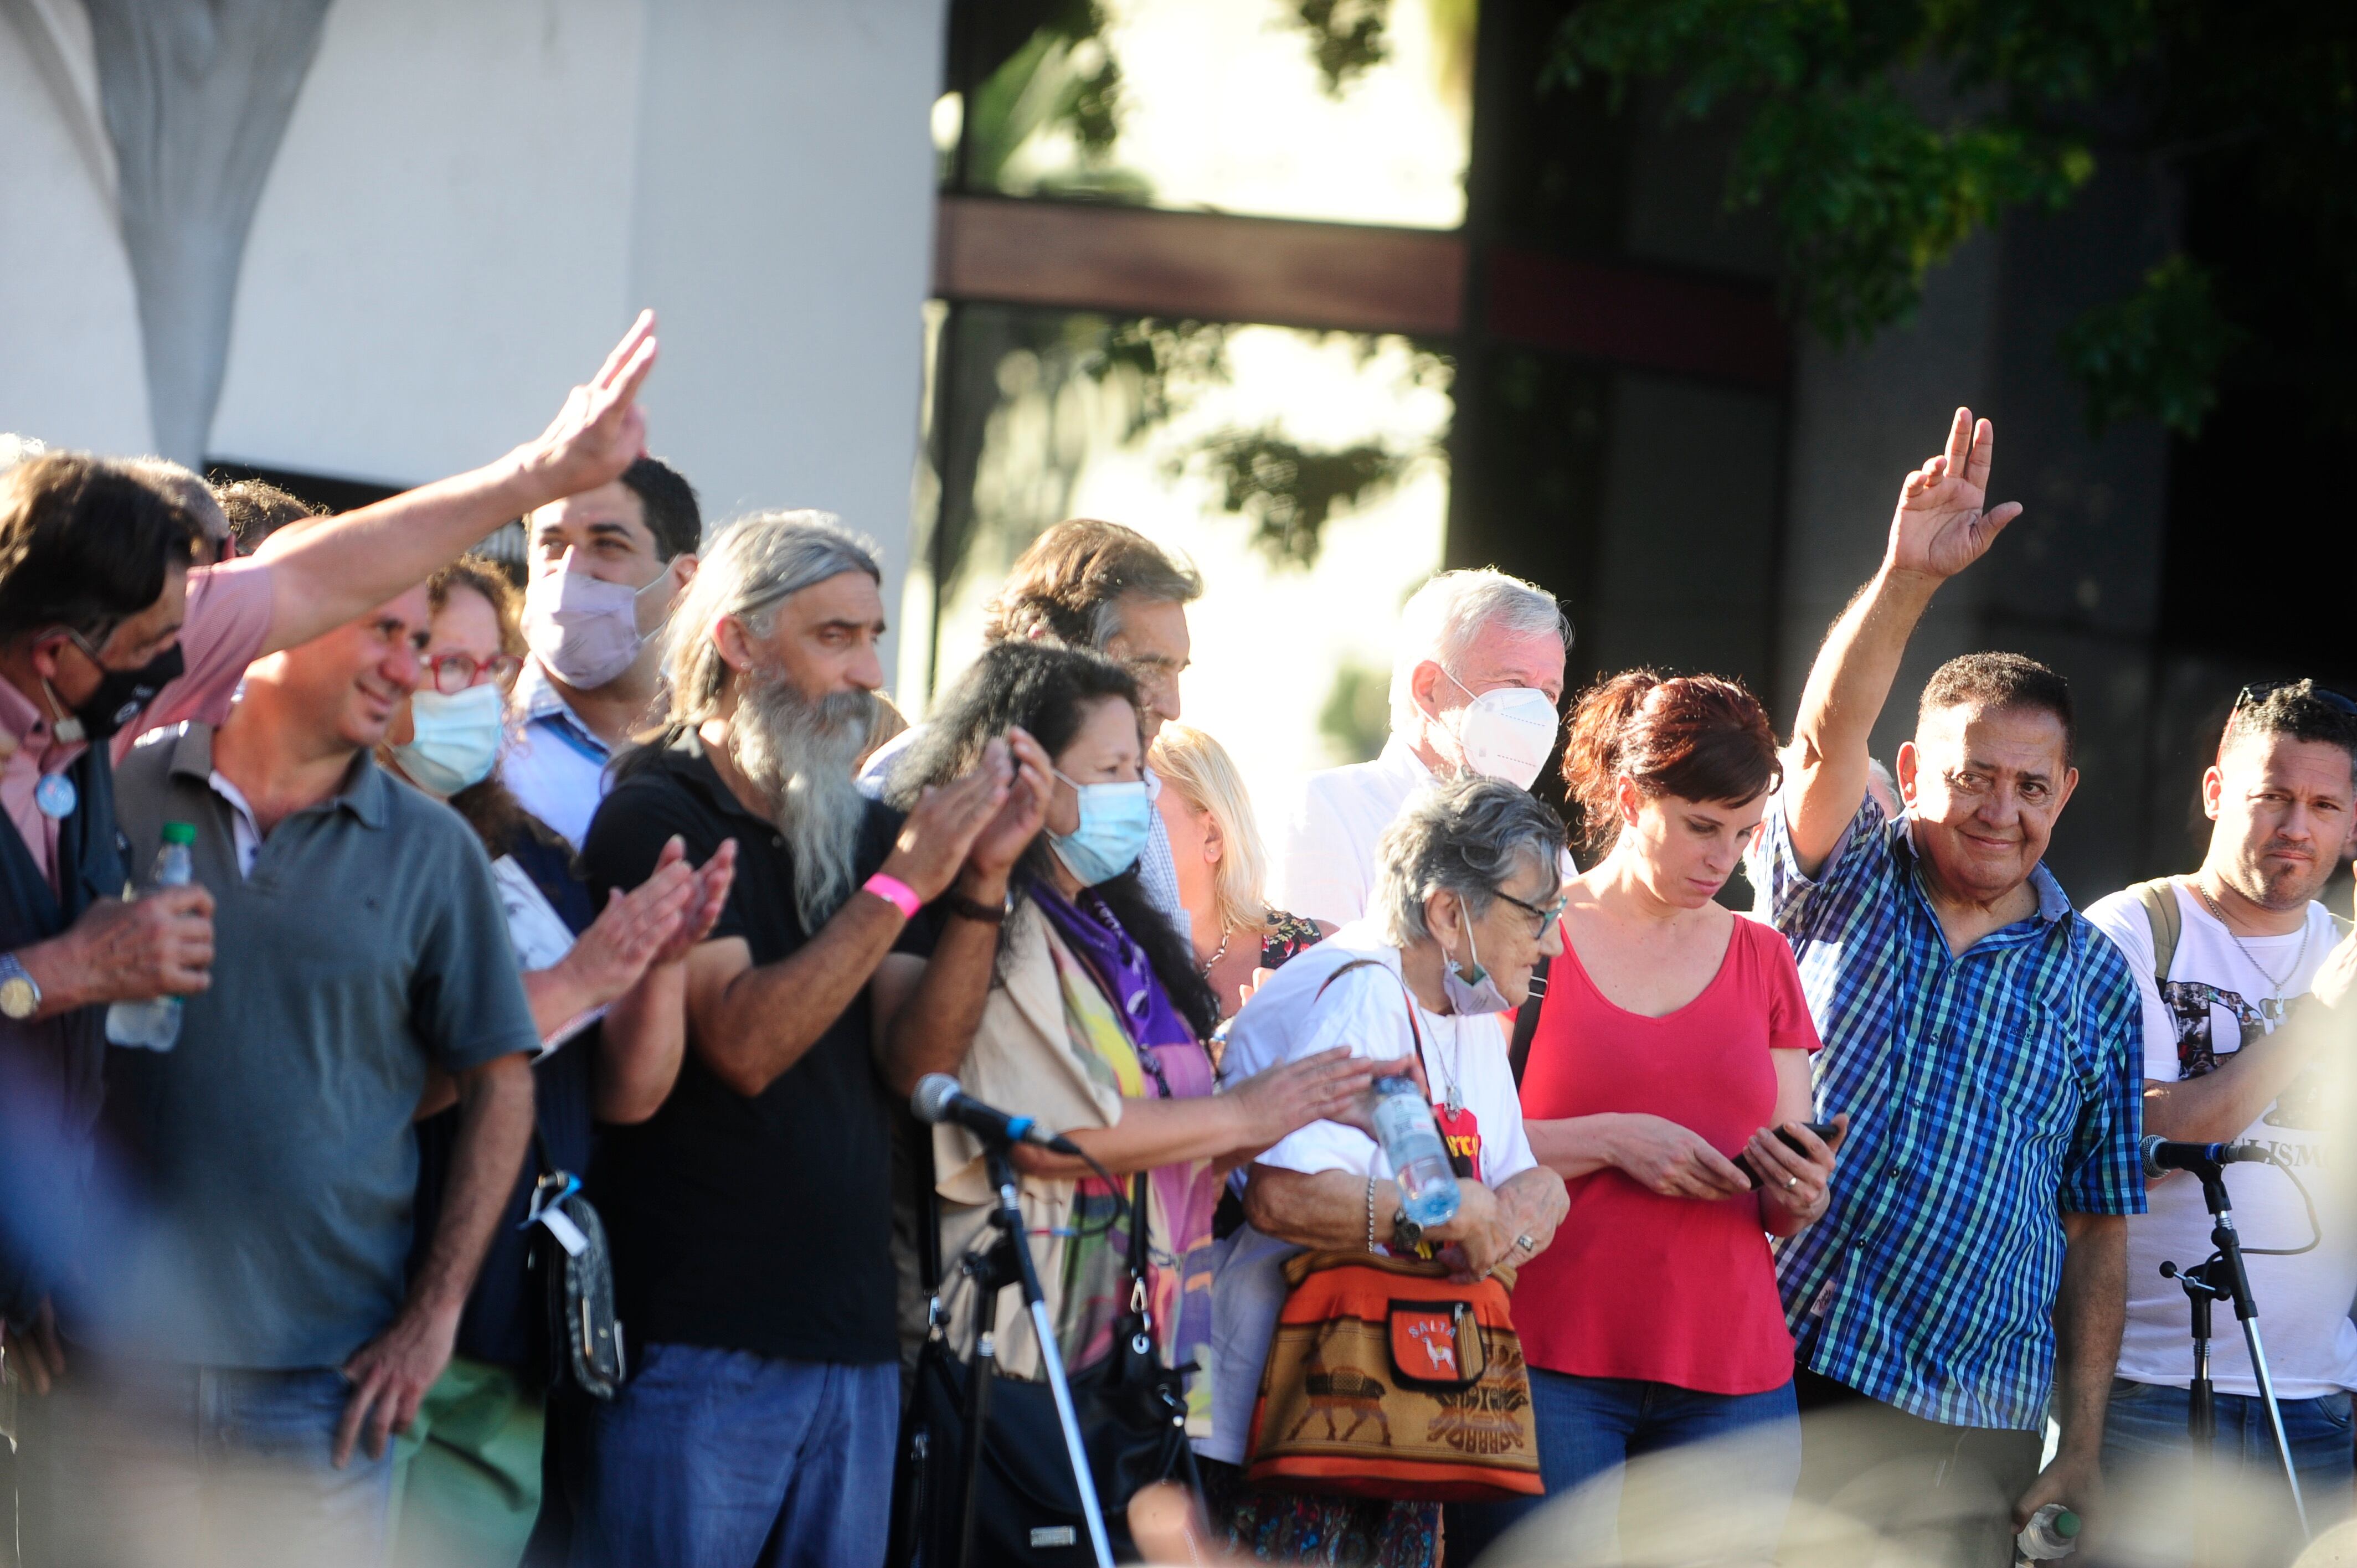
[105,822,198,1051]
[2016,1503,2080,1561]
[1370,1075,1460,1229]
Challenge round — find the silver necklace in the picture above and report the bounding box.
[2195,882,2310,1018]
[1408,997,1466,1117]
[1198,924,1232,976]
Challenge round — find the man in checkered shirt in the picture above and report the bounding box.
[1757,408,2144,1565]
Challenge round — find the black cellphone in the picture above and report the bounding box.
[1731,1120,1840,1191]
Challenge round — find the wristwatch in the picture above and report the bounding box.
[0,954,40,1021]
[1389,1208,1425,1252]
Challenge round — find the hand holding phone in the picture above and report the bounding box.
[1731,1120,1841,1192]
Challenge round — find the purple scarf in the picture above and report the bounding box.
[1028,879,1195,1049]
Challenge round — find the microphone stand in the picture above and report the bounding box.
[947,1139,1115,1568]
[2158,1158,2308,1543]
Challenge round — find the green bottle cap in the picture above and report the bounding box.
[161,822,197,845]
[2054,1509,2081,1539]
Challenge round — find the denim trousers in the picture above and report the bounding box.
[18,1358,393,1568]
[568,1343,898,1568]
[1448,1370,1802,1564]
[2097,1377,2354,1564]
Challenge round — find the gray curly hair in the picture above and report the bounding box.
[1373,775,1567,948]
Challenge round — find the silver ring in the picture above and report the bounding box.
[1785,1175,1799,1190]
[1515,1232,1535,1254]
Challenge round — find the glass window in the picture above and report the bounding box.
[941,0,1477,230]
[903,302,1454,808]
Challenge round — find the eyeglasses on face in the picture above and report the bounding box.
[1493,885,1567,933]
[428,652,522,694]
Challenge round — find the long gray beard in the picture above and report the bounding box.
[730,671,877,931]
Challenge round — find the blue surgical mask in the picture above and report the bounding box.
[393,684,506,796]
[1047,767,1154,887]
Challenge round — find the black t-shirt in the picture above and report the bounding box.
[580,734,932,1364]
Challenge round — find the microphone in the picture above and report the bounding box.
[912,1074,1082,1156]
[2142,1136,2271,1179]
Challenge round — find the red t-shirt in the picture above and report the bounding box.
[1514,915,1822,1395]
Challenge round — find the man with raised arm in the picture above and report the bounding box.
[1755,410,2145,1564]
[0,313,659,1416]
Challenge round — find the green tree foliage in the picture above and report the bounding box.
[1550,0,2357,436]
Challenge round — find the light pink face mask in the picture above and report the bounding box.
[523,562,670,689]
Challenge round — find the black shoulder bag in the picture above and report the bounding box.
[890,1158,1201,1564]
[523,1133,625,1400]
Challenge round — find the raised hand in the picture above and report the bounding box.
[963,728,1054,889]
[513,310,660,507]
[1885,406,2023,582]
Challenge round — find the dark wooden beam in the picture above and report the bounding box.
[932,197,1790,391]
[933,194,1465,337]
[1484,247,1787,391]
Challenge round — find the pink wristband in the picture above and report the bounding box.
[862,872,923,920]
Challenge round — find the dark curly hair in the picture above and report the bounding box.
[891,641,1219,1040]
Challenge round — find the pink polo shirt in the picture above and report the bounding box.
[0,558,275,889]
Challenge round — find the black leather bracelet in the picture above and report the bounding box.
[943,891,1008,925]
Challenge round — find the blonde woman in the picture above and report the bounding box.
[1149,723,1332,1022]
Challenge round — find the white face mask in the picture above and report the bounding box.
[1440,670,1559,790]
[523,559,671,690]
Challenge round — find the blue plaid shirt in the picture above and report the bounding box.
[1761,793,2144,1430]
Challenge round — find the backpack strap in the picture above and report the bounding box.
[2129,877,2183,984]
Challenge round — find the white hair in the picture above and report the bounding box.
[1387,568,1570,734]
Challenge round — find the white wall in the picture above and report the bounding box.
[0,6,150,454]
[7,0,944,669]
[626,0,944,620]
[209,0,649,487]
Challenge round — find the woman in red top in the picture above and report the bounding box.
[1458,672,1845,1561]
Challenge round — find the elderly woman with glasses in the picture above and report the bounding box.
[374,558,735,1568]
[1200,775,1573,1568]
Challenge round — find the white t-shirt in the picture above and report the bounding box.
[1265,736,1437,927]
[1200,922,1537,1463]
[2086,880,2357,1398]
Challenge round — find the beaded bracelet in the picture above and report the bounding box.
[1365,1174,1379,1253]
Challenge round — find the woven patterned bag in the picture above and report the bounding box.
[1244,1249,1542,1503]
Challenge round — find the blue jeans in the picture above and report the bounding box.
[569,1343,898,1568]
[1449,1370,1802,1563]
[19,1359,394,1568]
[2100,1378,2354,1557]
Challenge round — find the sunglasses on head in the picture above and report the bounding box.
[2232,680,2357,721]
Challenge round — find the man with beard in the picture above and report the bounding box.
[2086,680,2357,1556]
[570,511,1051,1568]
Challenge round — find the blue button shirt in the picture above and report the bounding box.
[501,659,614,850]
[1761,792,2145,1430]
